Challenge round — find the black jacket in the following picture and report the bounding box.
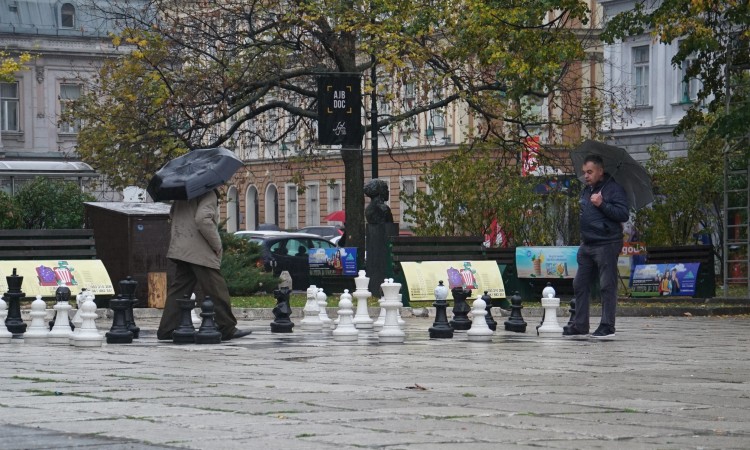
[579,174,629,245]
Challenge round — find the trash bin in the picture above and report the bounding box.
[84,202,172,306]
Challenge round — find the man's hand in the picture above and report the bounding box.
[590,192,603,207]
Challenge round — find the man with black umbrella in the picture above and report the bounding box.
[564,154,629,338]
[157,189,252,341]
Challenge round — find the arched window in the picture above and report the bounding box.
[61,3,75,28]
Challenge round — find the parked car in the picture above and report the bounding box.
[234,231,338,290]
[296,225,344,241]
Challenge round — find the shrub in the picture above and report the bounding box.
[0,191,21,229]
[14,177,95,229]
[220,232,278,295]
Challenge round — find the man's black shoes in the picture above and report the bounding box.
[222,329,253,341]
[562,325,588,337]
[591,324,616,338]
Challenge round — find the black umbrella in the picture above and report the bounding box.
[570,140,654,210]
[147,147,243,201]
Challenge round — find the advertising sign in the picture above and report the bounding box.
[317,75,362,146]
[400,261,505,302]
[630,263,701,297]
[0,260,114,297]
[309,247,358,277]
[516,246,578,279]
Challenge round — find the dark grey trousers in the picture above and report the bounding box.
[572,241,622,332]
[157,260,238,340]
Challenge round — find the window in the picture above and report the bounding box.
[0,82,19,132]
[400,177,416,227]
[59,83,81,133]
[430,109,446,129]
[632,46,650,106]
[327,182,342,214]
[680,57,700,103]
[61,3,75,28]
[306,183,320,226]
[285,184,298,229]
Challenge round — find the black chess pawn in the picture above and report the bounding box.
[563,297,577,334]
[4,268,27,335]
[119,276,140,339]
[449,287,472,331]
[482,291,497,331]
[106,294,134,344]
[173,294,196,344]
[429,281,453,339]
[195,296,222,344]
[270,287,294,333]
[504,291,527,333]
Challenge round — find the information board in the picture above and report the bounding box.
[0,260,114,297]
[630,263,701,297]
[400,261,505,302]
[309,247,358,277]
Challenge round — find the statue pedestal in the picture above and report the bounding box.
[365,222,398,295]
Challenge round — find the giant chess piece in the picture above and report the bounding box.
[467,296,494,342]
[482,291,497,331]
[194,296,222,344]
[191,293,201,328]
[332,290,358,342]
[71,296,104,347]
[317,288,333,329]
[0,298,12,344]
[300,285,322,330]
[378,279,405,343]
[537,284,563,336]
[48,287,74,344]
[119,276,140,339]
[71,288,88,330]
[270,287,294,333]
[352,270,374,329]
[429,280,453,339]
[24,295,49,344]
[449,287,472,331]
[504,291,527,333]
[105,294,134,344]
[4,268,27,335]
[566,297,576,327]
[172,294,196,344]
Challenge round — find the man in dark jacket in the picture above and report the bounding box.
[565,154,629,338]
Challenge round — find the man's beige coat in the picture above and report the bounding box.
[167,190,223,269]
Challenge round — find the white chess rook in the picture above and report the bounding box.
[24,295,49,344]
[467,296,494,342]
[352,270,374,329]
[332,290,358,342]
[378,278,405,343]
[0,298,12,344]
[538,287,563,336]
[300,285,323,330]
[70,297,104,347]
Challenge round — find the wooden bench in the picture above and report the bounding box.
[645,245,715,298]
[0,229,97,260]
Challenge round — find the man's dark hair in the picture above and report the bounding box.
[583,154,604,167]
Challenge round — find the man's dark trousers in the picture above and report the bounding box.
[157,259,238,340]
[571,241,622,332]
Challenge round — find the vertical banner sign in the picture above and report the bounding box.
[317,75,362,146]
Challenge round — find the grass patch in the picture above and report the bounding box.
[13,375,69,383]
[24,389,59,396]
[461,392,476,398]
[296,433,316,438]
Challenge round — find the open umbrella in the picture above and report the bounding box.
[147,147,243,201]
[570,140,654,210]
[324,210,345,222]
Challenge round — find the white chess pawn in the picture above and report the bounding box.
[378,279,405,343]
[71,297,104,347]
[48,291,74,345]
[316,288,332,329]
[0,298,12,344]
[352,271,373,329]
[372,300,386,332]
[190,293,201,327]
[467,296,494,342]
[300,285,322,329]
[71,289,87,329]
[537,288,563,336]
[332,290,358,342]
[24,295,49,344]
[397,293,405,326]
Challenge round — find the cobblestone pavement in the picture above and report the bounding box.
[1,315,749,449]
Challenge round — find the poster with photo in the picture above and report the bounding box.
[631,263,700,297]
[309,247,358,277]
